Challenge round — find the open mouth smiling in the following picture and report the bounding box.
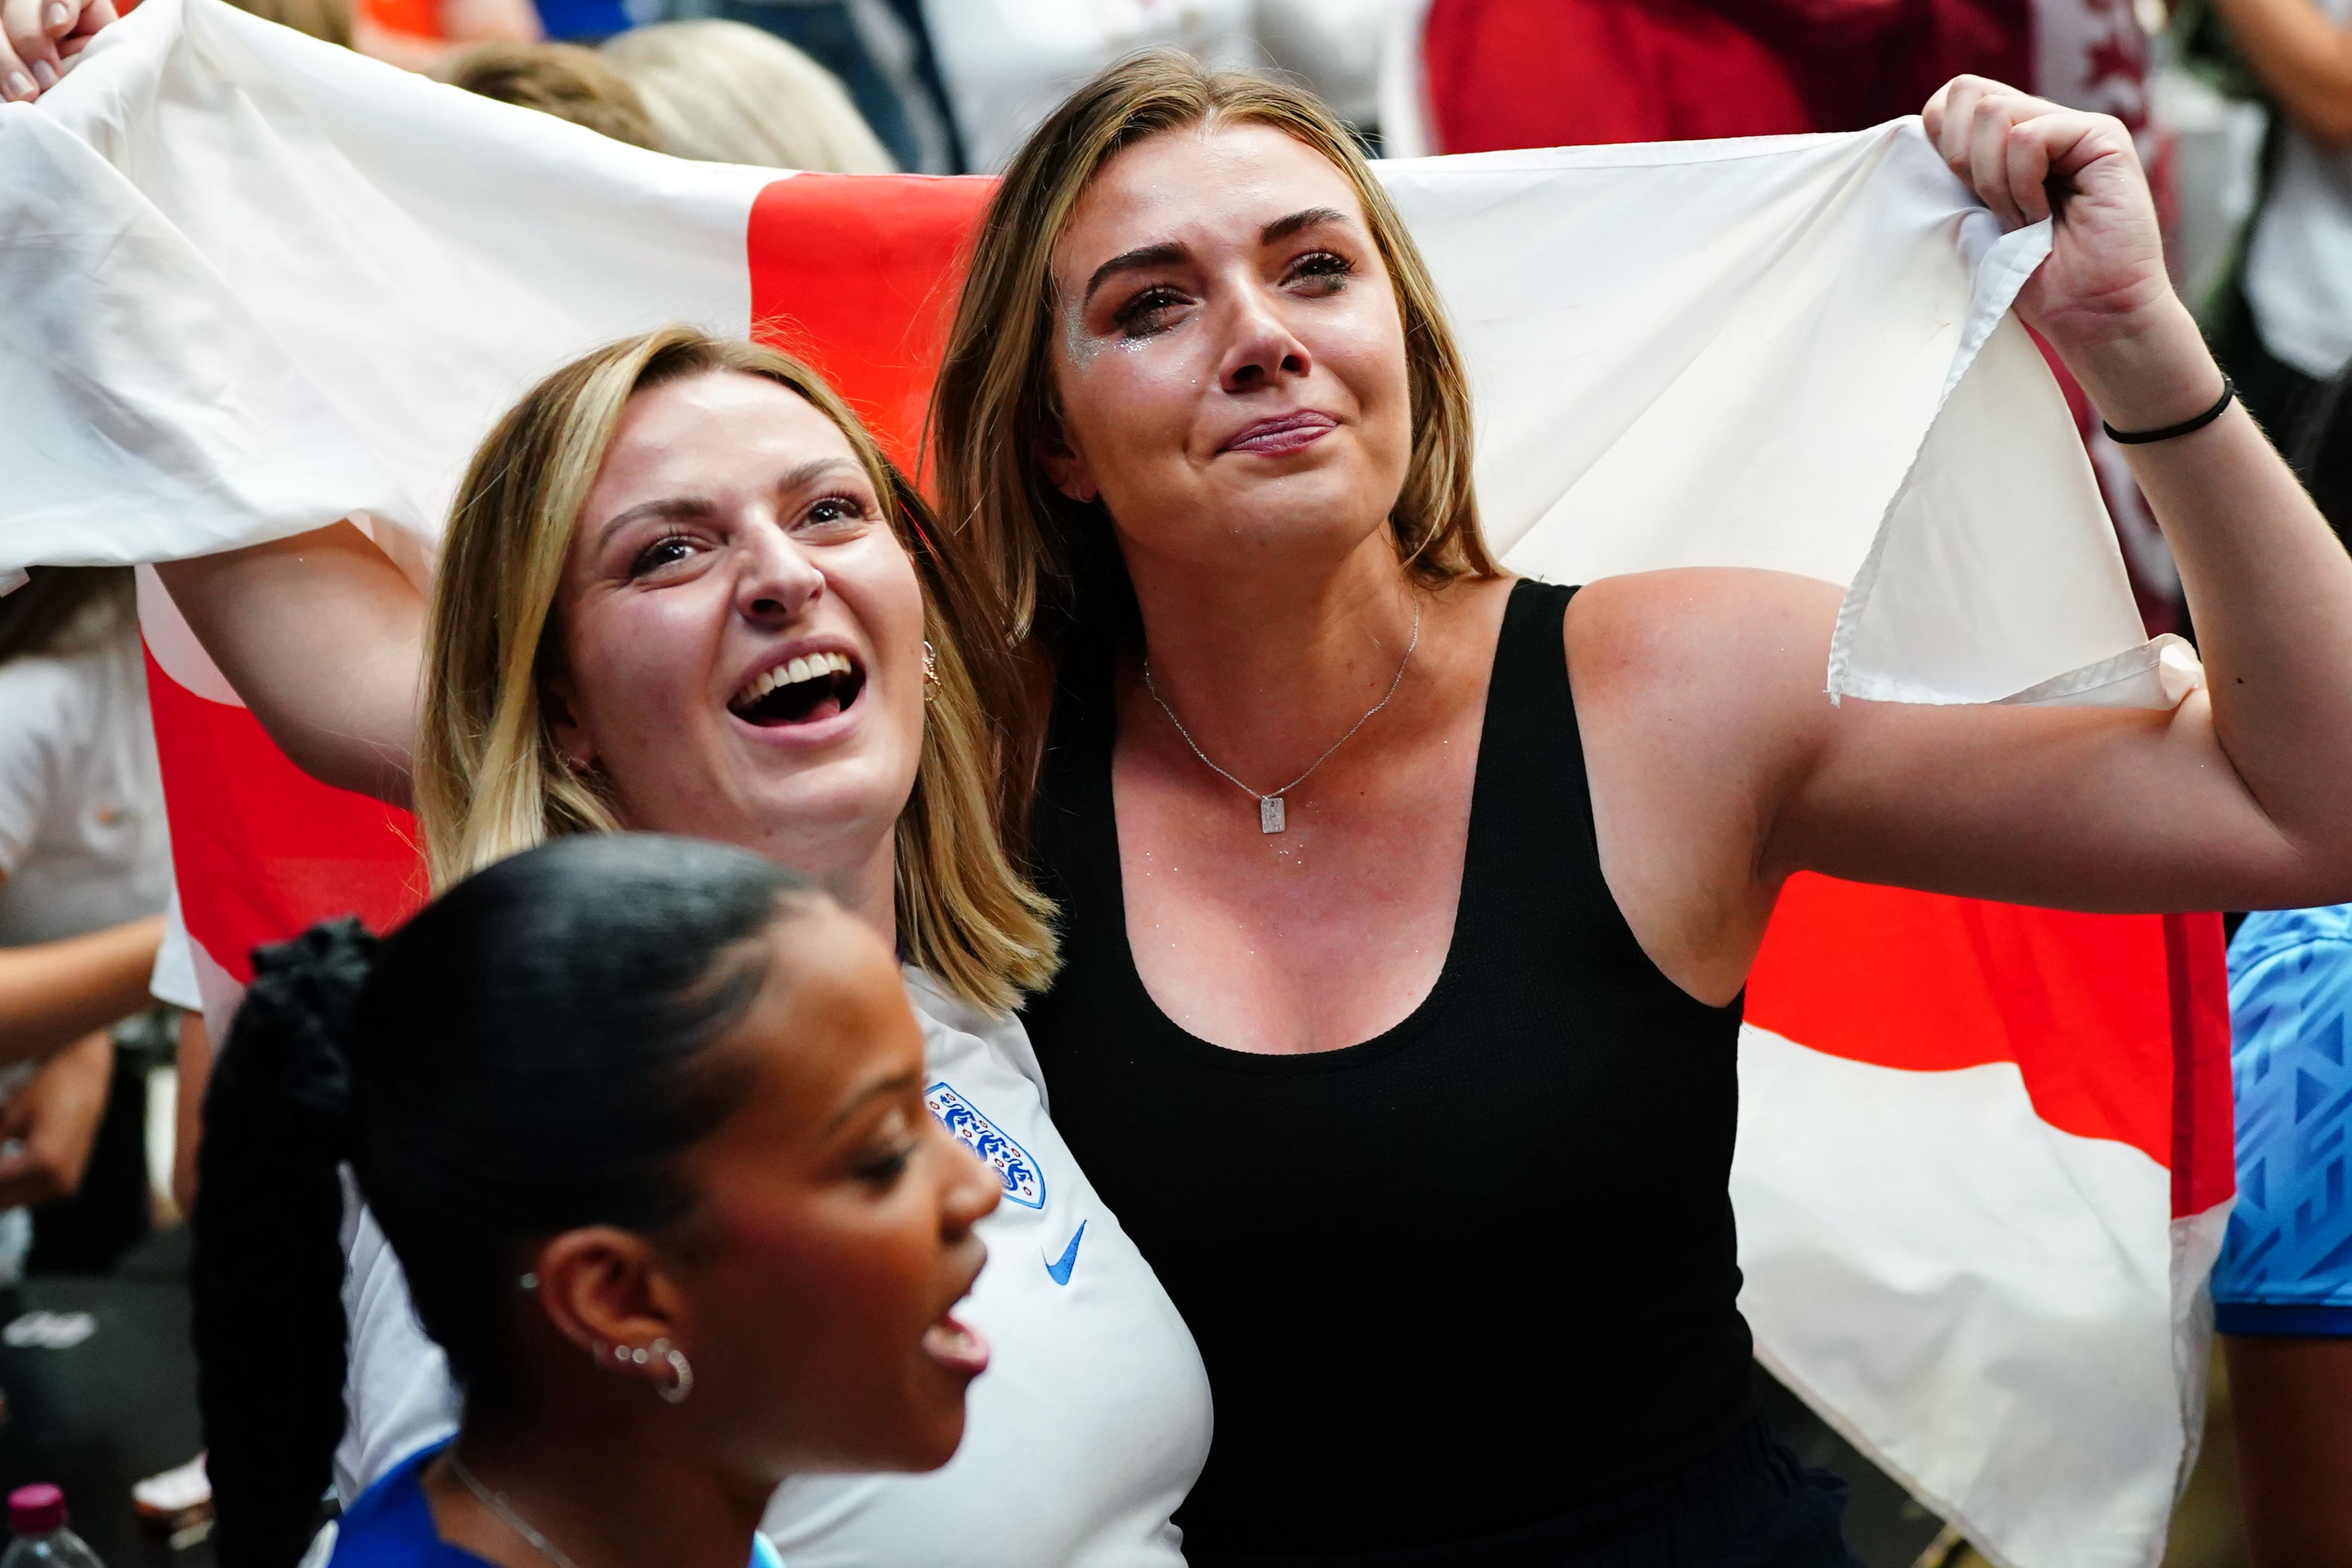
[921,1258,990,1377]
[728,650,867,727]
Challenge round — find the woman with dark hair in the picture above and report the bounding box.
[195,832,1000,1568]
[927,54,2352,1566]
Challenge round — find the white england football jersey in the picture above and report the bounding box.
[334,967,1212,1567]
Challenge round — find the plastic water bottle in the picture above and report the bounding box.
[0,1487,103,1568]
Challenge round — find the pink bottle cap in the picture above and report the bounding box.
[8,1486,65,1536]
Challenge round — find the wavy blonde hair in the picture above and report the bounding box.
[930,52,1497,735]
[601,22,895,173]
[416,327,1055,1012]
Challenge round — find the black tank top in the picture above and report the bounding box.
[1022,579,1758,1560]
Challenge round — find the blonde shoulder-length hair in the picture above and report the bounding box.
[416,327,1055,1013]
[930,51,1497,666]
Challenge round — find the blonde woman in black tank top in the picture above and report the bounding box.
[929,57,2352,1567]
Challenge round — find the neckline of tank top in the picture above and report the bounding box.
[1058,579,1569,1074]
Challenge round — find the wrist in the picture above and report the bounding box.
[2045,296,2227,434]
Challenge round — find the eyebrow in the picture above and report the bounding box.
[1079,207,1358,308]
[822,1067,923,1136]
[1083,241,1187,307]
[594,458,863,550]
[1261,206,1351,245]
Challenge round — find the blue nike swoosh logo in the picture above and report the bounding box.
[1044,1220,1086,1287]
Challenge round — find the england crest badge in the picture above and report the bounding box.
[924,1082,1046,1208]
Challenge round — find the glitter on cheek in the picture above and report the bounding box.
[1061,296,1179,372]
[1060,301,1108,372]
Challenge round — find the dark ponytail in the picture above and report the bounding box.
[191,920,375,1568]
[193,834,814,1568]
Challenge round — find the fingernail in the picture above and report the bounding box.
[4,72,33,100]
[29,59,54,88]
[44,2,69,26]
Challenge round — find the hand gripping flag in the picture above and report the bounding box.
[0,4,2228,1563]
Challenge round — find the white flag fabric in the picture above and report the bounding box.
[0,0,2180,709]
[0,5,2230,1566]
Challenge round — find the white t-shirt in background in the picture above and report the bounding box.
[2245,0,2352,379]
[0,630,173,948]
[336,967,1212,1567]
[0,624,174,1282]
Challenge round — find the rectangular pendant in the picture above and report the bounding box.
[1260,796,1285,834]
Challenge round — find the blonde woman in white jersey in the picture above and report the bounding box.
[154,329,1209,1567]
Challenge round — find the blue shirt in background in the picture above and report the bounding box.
[2214,903,2352,1336]
[533,0,630,41]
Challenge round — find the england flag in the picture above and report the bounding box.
[0,5,2230,1564]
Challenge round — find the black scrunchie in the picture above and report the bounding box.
[245,917,378,1135]
[197,915,381,1568]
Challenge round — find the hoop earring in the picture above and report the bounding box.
[651,1337,693,1404]
[921,640,939,701]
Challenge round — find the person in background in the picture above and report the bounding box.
[2201,0,2352,458]
[523,0,624,45]
[352,0,542,79]
[602,20,892,172]
[33,33,339,1552]
[127,895,213,1533]
[446,39,664,149]
[1407,0,2153,152]
[0,568,172,1291]
[2209,902,2352,1568]
[231,0,357,47]
[642,0,955,171]
[917,0,1387,174]
[196,834,999,1568]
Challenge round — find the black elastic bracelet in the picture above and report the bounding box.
[2102,376,2236,445]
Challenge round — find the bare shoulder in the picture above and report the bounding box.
[1565,568,1844,726]
[1556,570,1849,1000]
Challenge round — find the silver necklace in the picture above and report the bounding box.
[1143,597,1421,834]
[448,1450,587,1568]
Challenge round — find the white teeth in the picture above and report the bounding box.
[733,651,855,710]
